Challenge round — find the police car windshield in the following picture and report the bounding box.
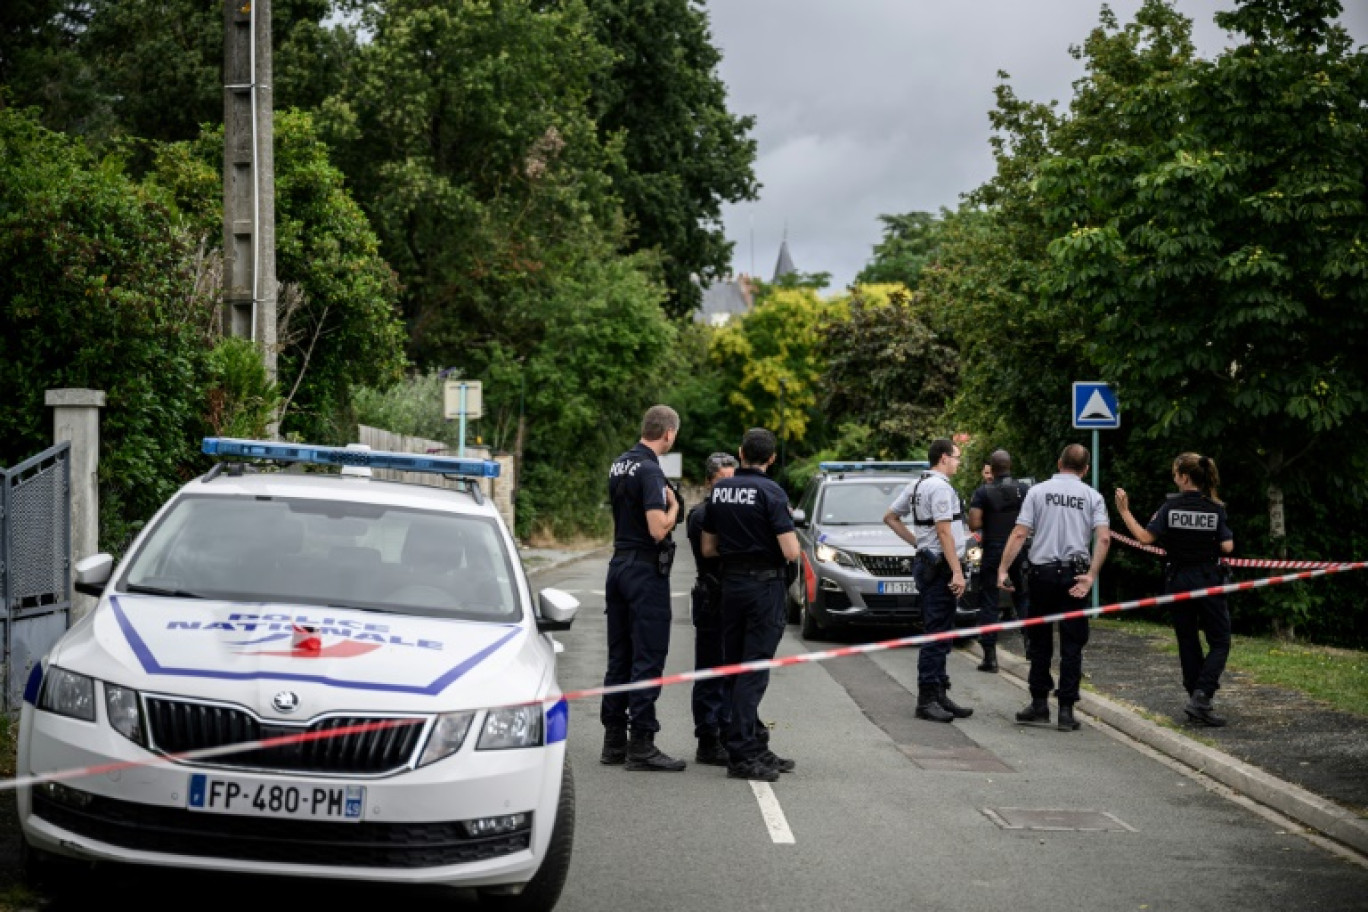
[820,481,912,525]
[119,494,520,622]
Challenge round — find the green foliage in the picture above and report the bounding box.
[856,210,955,289]
[0,106,212,551]
[659,322,742,483]
[353,370,460,448]
[582,0,758,320]
[709,286,845,449]
[205,337,280,439]
[818,283,959,458]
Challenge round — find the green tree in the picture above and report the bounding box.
[856,209,954,289]
[1036,0,1368,633]
[582,0,758,319]
[0,106,213,550]
[819,284,959,458]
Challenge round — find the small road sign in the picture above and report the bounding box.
[1072,382,1119,429]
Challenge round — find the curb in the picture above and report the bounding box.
[975,642,1368,856]
[520,545,611,578]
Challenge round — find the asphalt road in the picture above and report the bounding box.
[535,544,1368,912]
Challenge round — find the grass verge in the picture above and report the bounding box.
[1096,618,1368,717]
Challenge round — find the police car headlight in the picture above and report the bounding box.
[104,683,147,746]
[418,711,477,767]
[966,546,983,565]
[38,667,97,722]
[815,543,860,568]
[477,706,544,750]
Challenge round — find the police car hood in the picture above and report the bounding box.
[55,594,544,716]
[818,526,915,554]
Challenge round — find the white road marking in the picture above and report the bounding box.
[749,781,795,844]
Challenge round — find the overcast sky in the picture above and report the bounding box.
[707,1,1368,291]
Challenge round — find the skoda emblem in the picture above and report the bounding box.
[272,691,301,714]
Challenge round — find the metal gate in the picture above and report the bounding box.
[1,443,71,713]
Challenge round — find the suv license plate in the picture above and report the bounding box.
[878,581,916,595]
[188,773,364,822]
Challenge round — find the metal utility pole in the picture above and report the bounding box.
[223,0,277,384]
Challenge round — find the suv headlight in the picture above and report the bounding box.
[965,545,983,565]
[815,542,860,568]
[477,706,544,750]
[105,683,147,746]
[419,711,476,767]
[38,667,96,722]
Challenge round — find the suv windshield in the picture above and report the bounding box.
[819,480,913,525]
[120,494,519,621]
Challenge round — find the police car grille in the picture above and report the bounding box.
[33,791,531,867]
[859,555,917,577]
[145,699,423,774]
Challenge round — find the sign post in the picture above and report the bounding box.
[1072,382,1120,608]
[443,380,484,458]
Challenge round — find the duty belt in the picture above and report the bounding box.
[721,557,784,577]
[613,547,659,563]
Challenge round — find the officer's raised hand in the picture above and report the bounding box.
[1114,488,1130,514]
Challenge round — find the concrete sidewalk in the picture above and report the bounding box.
[969,636,1368,859]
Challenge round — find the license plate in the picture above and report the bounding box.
[878,581,916,594]
[187,773,365,822]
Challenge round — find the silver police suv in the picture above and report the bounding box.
[787,461,930,640]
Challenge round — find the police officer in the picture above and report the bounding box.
[701,428,801,782]
[884,437,974,723]
[967,449,1030,673]
[600,405,687,772]
[998,443,1110,732]
[1115,453,1234,726]
[686,452,738,765]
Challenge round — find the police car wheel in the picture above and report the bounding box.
[20,837,88,895]
[479,759,575,912]
[786,582,803,625]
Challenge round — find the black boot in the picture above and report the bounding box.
[1185,690,1228,727]
[937,683,973,718]
[1057,702,1081,731]
[599,726,628,765]
[1015,696,1050,724]
[977,643,998,673]
[915,684,955,723]
[695,732,730,766]
[625,732,686,771]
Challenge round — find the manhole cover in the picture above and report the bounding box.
[982,807,1136,832]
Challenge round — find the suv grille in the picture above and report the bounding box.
[859,555,917,577]
[145,698,425,775]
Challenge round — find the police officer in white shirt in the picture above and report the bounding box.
[884,438,973,723]
[998,443,1111,732]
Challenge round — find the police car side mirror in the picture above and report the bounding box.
[792,508,808,528]
[74,553,114,598]
[536,588,579,633]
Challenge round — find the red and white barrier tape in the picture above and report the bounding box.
[1110,531,1357,570]
[9,560,1365,793]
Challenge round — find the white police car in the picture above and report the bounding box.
[17,438,579,910]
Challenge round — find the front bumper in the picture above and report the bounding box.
[809,561,921,627]
[18,703,565,888]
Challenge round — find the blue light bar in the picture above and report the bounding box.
[819,461,930,473]
[202,438,500,478]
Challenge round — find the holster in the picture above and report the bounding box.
[656,538,677,577]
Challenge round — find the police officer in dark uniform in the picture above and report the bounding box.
[701,428,801,783]
[967,449,1031,673]
[686,452,738,765]
[884,437,974,723]
[600,405,687,772]
[998,443,1110,732]
[1115,452,1235,726]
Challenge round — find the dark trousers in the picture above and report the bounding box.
[1025,564,1090,703]
[602,555,672,734]
[915,557,955,686]
[691,580,732,737]
[721,572,786,762]
[978,545,1028,647]
[1167,565,1231,697]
